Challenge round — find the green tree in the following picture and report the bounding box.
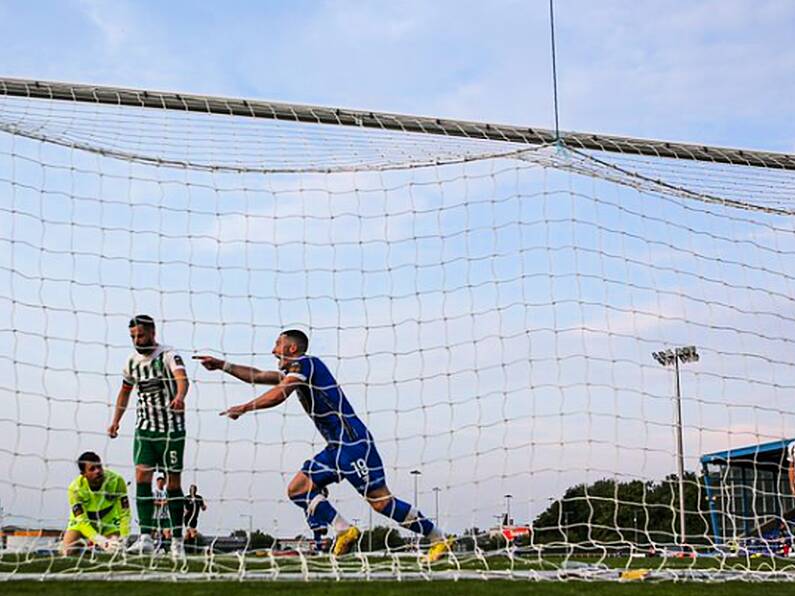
[532,471,711,547]
[231,529,276,550]
[359,525,406,551]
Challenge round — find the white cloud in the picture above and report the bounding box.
[78,0,131,51]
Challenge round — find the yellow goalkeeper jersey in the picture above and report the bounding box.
[66,469,131,540]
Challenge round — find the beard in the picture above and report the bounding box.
[135,344,156,355]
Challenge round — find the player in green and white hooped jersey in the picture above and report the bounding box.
[107,315,189,559]
[62,451,131,556]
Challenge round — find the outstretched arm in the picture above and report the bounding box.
[220,375,302,420]
[193,355,282,385]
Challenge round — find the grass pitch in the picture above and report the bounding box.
[6,580,795,596]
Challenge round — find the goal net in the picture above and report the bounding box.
[1,78,795,582]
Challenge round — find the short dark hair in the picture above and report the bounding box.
[129,314,155,331]
[281,329,309,353]
[77,451,102,473]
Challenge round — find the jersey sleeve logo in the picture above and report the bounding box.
[287,361,302,374]
[173,354,184,366]
[72,503,84,516]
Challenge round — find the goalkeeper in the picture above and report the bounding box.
[196,329,452,562]
[62,452,130,556]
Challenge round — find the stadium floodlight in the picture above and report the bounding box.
[368,508,373,552]
[410,470,422,507]
[239,513,253,548]
[433,487,441,526]
[505,494,513,526]
[652,345,700,546]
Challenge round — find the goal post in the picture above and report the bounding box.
[1,78,795,581]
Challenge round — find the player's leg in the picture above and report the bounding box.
[165,472,184,540]
[347,439,437,537]
[134,464,155,541]
[132,430,157,546]
[163,435,186,541]
[366,484,451,561]
[287,470,343,530]
[287,449,357,555]
[366,484,436,537]
[184,505,200,549]
[353,441,451,561]
[61,529,85,556]
[160,435,186,560]
[305,486,330,553]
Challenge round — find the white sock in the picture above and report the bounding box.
[333,514,351,533]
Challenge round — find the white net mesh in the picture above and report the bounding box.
[2,83,795,581]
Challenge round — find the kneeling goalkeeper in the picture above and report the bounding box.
[62,451,131,556]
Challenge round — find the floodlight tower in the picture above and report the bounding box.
[239,513,253,548]
[652,345,699,546]
[410,470,422,506]
[504,494,513,526]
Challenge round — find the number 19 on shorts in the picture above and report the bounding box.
[352,458,369,479]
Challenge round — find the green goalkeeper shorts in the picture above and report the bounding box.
[133,429,186,472]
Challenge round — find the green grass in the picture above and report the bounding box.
[3,552,795,575]
[3,554,795,595]
[5,580,795,596]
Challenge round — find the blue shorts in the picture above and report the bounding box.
[301,440,386,495]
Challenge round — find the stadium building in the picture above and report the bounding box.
[701,439,795,546]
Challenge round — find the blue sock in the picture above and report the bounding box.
[307,513,326,531]
[382,497,434,536]
[290,489,338,526]
[312,528,328,552]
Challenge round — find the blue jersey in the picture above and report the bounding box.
[282,355,370,446]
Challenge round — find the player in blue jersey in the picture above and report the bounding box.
[194,330,452,560]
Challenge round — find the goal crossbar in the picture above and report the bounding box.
[1,76,793,171]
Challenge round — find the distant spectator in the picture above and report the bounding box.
[153,475,171,542]
[183,484,207,542]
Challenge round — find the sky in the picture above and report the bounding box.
[1,0,795,545]
[1,0,794,149]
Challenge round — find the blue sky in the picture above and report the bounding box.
[2,1,794,148]
[1,0,795,542]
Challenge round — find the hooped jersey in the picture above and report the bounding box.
[122,345,186,433]
[282,355,370,446]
